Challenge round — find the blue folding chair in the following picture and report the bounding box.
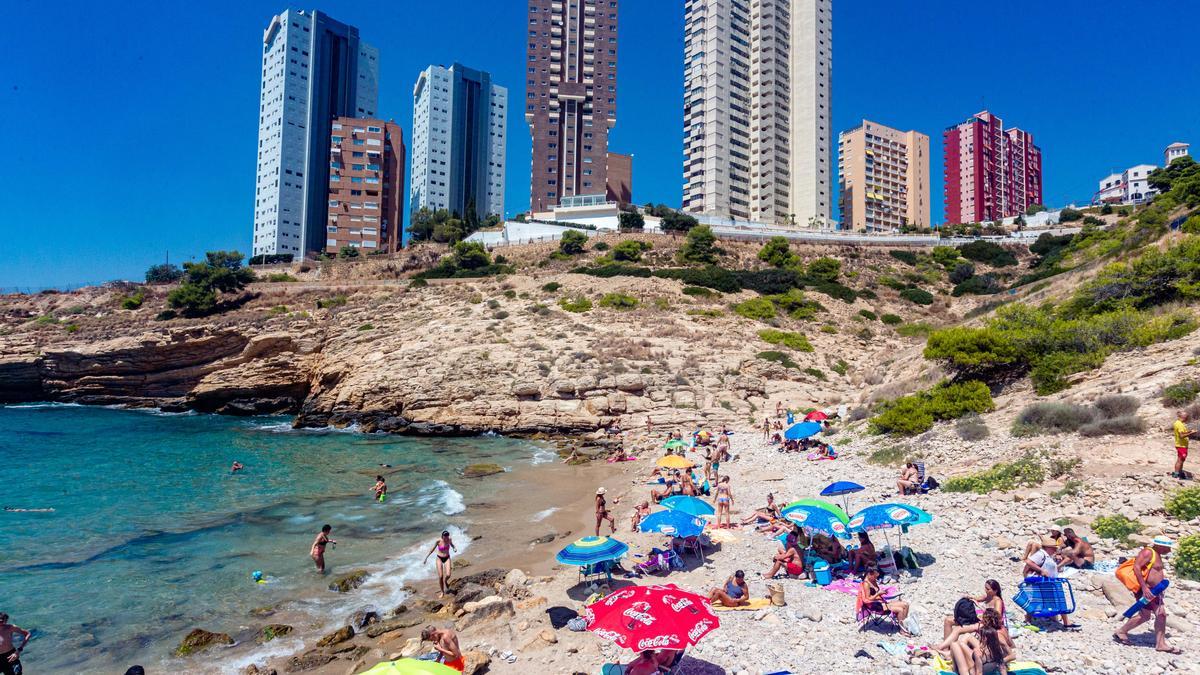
[1013,576,1076,618]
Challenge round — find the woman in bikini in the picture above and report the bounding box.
[959,623,1013,675]
[372,475,387,502]
[423,530,458,597]
[595,487,616,536]
[310,524,336,574]
[715,476,733,529]
[860,568,912,636]
[938,579,1006,652]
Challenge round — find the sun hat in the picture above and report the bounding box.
[596,487,607,495]
[1152,536,1175,548]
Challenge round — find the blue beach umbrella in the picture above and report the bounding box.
[784,421,822,440]
[661,495,716,517]
[639,509,706,539]
[555,536,629,567]
[820,480,866,512]
[783,505,851,540]
[847,503,931,532]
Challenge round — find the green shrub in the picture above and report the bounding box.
[1059,207,1083,223]
[870,380,994,436]
[1165,486,1200,521]
[558,296,593,313]
[592,241,610,251]
[267,305,288,316]
[899,288,934,305]
[1048,457,1083,478]
[820,324,837,334]
[682,285,716,298]
[64,323,80,333]
[831,359,849,376]
[858,309,878,321]
[1176,535,1200,581]
[859,288,878,300]
[493,310,510,320]
[357,323,374,331]
[956,413,990,441]
[733,297,777,321]
[145,263,184,284]
[897,322,933,338]
[931,246,961,269]
[1093,394,1141,418]
[1080,416,1146,437]
[486,299,500,309]
[687,308,724,318]
[612,239,651,262]
[679,225,719,264]
[758,329,814,352]
[559,230,588,255]
[806,257,841,282]
[759,237,799,268]
[503,290,517,299]
[942,453,1046,494]
[756,351,799,369]
[409,278,428,288]
[881,313,902,325]
[1091,514,1143,545]
[598,293,639,310]
[952,274,1002,297]
[316,294,348,309]
[867,445,913,466]
[958,241,1018,267]
[766,288,825,320]
[804,367,827,381]
[1011,402,1096,436]
[949,262,976,284]
[267,273,297,282]
[1051,480,1085,500]
[657,266,741,293]
[542,281,562,293]
[889,250,919,266]
[1161,379,1200,407]
[120,290,146,310]
[167,250,255,316]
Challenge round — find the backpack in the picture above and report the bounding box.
[923,476,940,491]
[953,597,978,626]
[1115,548,1157,594]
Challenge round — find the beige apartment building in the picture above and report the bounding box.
[837,120,929,232]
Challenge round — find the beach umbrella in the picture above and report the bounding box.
[584,583,719,652]
[783,505,851,540]
[663,439,688,452]
[848,503,933,552]
[781,498,849,524]
[805,410,829,422]
[360,659,458,675]
[660,495,715,517]
[555,536,629,567]
[639,509,706,539]
[820,480,865,512]
[784,421,822,440]
[656,454,694,469]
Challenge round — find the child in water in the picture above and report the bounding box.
[372,475,387,502]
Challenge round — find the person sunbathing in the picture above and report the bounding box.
[740,492,782,525]
[1055,528,1095,569]
[764,546,805,579]
[849,532,877,576]
[949,620,1013,675]
[630,501,651,532]
[708,570,750,607]
[938,580,1007,652]
[1020,529,1063,563]
[811,533,845,564]
[897,462,920,494]
[860,568,912,636]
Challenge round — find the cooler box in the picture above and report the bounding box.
[813,561,832,585]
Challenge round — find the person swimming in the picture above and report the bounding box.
[230,461,244,473]
[372,475,387,502]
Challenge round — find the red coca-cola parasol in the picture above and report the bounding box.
[583,583,720,653]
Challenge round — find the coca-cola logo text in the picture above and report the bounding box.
[636,634,680,650]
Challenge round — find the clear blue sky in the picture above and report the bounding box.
[3,0,1197,288]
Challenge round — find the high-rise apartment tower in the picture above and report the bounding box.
[326,117,405,255]
[410,63,507,226]
[682,0,832,226]
[252,9,379,258]
[943,111,1042,224]
[838,120,929,231]
[525,0,619,213]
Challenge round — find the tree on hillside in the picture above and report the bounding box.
[1148,156,1197,193]
[806,257,841,282]
[339,246,360,259]
[167,251,255,316]
[145,263,184,284]
[1059,208,1083,223]
[1025,203,1048,216]
[660,209,699,233]
[410,207,470,243]
[758,236,797,268]
[619,210,645,231]
[678,224,718,264]
[450,241,490,270]
[559,230,588,255]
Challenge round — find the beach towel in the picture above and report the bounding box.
[932,653,955,675]
[706,529,738,544]
[712,597,772,611]
[1093,560,1119,574]
[606,456,639,463]
[807,453,836,461]
[876,640,908,656]
[1008,661,1048,675]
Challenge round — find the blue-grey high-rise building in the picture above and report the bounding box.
[410,63,507,227]
[252,9,379,258]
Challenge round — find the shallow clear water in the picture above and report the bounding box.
[0,404,544,673]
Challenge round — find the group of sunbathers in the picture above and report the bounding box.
[937,579,1015,674]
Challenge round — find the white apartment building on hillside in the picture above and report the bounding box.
[682,0,832,227]
[1096,142,1191,206]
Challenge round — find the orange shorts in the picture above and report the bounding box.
[443,657,466,672]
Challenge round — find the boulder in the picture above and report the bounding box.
[407,597,444,614]
[399,637,423,658]
[462,595,506,613]
[175,628,234,657]
[461,463,505,478]
[315,625,354,648]
[512,383,542,397]
[456,598,515,630]
[328,569,370,593]
[462,649,491,675]
[285,649,334,673]
[504,568,528,587]
[349,607,380,629]
[539,628,558,644]
[257,624,294,644]
[451,582,494,606]
[615,374,646,393]
[364,616,424,638]
[1101,577,1136,609]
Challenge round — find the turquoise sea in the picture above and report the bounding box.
[0,404,554,673]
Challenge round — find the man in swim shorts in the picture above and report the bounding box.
[1173,410,1195,479]
[422,625,464,671]
[0,612,31,675]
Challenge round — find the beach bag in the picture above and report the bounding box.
[953,597,978,626]
[900,612,922,637]
[566,617,588,631]
[924,476,940,490]
[1115,548,1157,594]
[766,581,786,606]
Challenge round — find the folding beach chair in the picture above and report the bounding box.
[856,601,902,633]
[1013,576,1076,618]
[579,560,614,585]
[681,535,705,561]
[634,548,678,576]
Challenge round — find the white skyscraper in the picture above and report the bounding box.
[683,0,832,226]
[252,10,379,258]
[410,64,507,224]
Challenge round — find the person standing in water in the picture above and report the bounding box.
[230,461,244,473]
[0,612,31,675]
[310,524,336,574]
[372,475,387,502]
[424,530,458,598]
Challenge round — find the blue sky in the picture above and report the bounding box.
[3,0,1197,288]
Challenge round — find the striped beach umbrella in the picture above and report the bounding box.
[781,498,849,524]
[555,536,629,567]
